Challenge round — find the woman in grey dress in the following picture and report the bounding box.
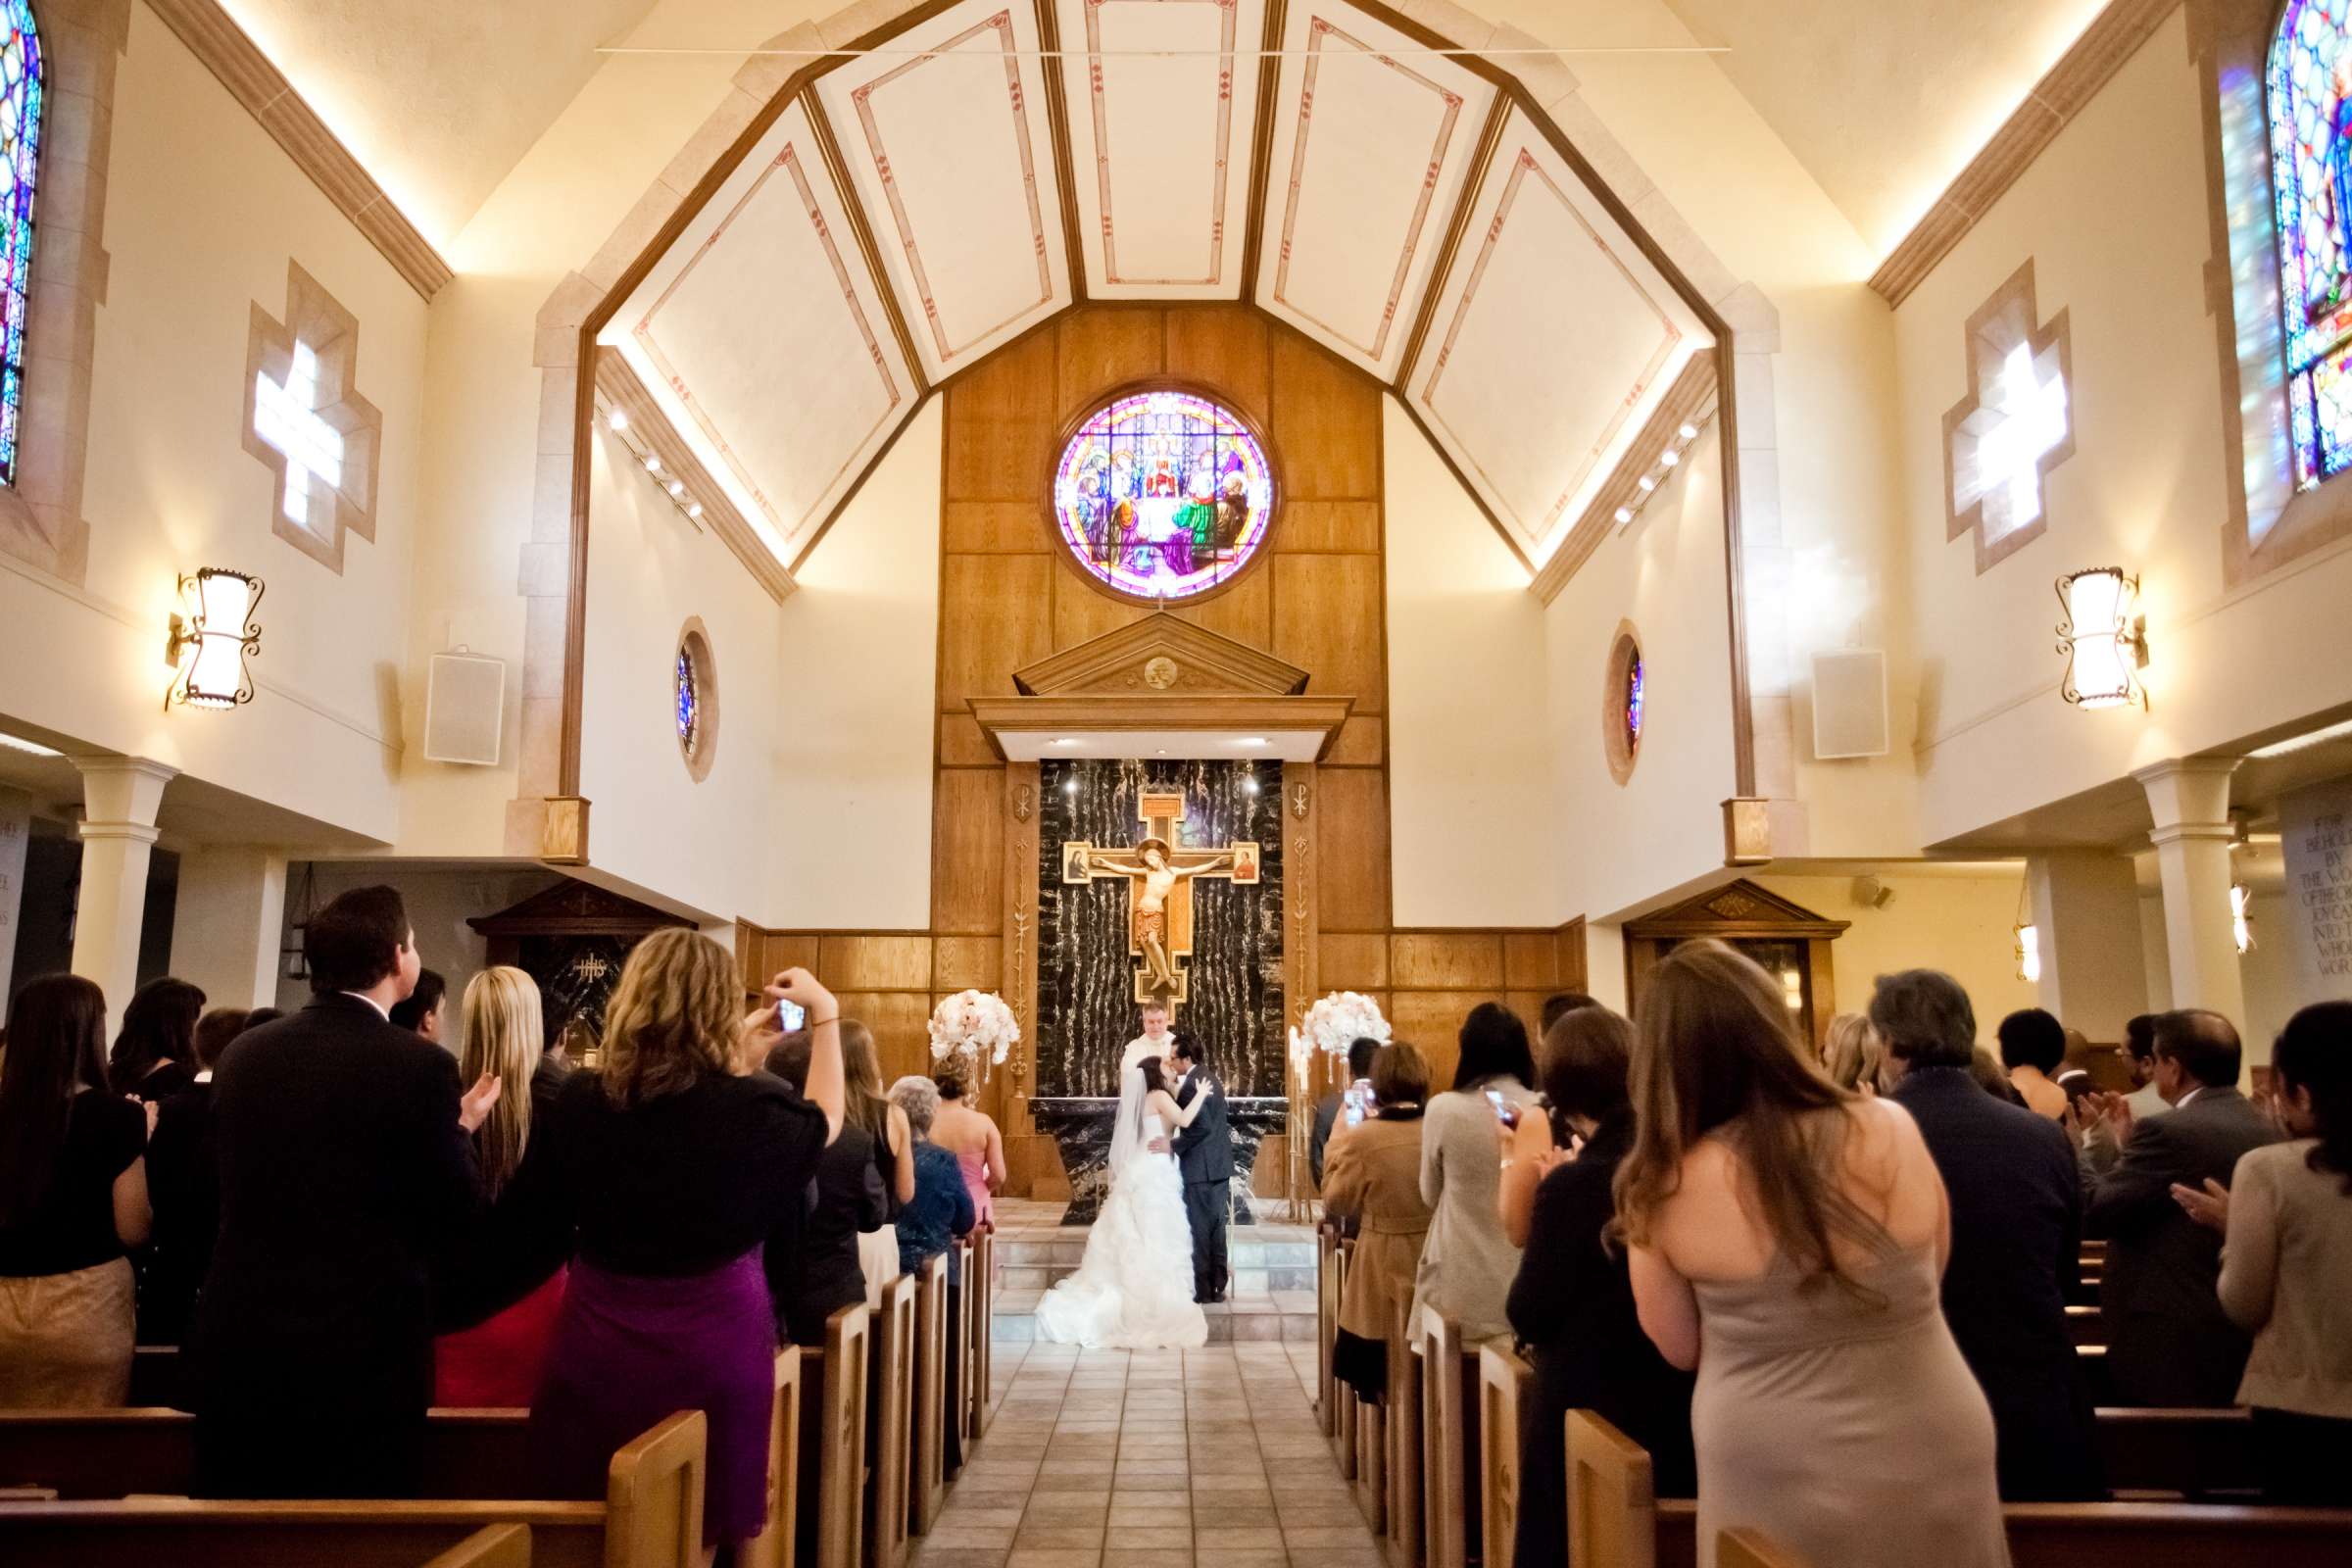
[1614,941,2008,1568]
[1410,1003,1539,1343]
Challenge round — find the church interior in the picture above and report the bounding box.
[5,0,2352,1563]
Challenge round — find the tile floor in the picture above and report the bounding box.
[919,1337,1378,1568]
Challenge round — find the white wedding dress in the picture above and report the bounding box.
[1032,1048,1207,1349]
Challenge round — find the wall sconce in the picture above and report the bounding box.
[165,567,265,710]
[2055,566,2148,709]
[2230,883,2254,955]
[2014,921,2042,983]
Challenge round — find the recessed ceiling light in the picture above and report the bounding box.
[1678,422,1699,441]
[2246,715,2352,760]
[0,732,62,758]
[1637,475,1657,493]
[1613,508,1635,525]
[1659,449,1681,467]
[665,479,685,498]
[642,456,662,475]
[1240,737,1267,747]
[1053,737,1078,746]
[608,408,629,432]
[686,503,703,519]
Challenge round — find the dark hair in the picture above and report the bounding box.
[1347,1037,1381,1080]
[1140,1055,1170,1096]
[1867,970,1976,1069]
[304,886,412,995]
[108,977,207,1090]
[1171,1035,1201,1066]
[2124,1014,2156,1062]
[1370,1041,1432,1105]
[2152,1008,2241,1089]
[0,974,111,1227]
[242,1007,284,1031]
[1453,1002,1536,1093]
[1996,1007,2067,1073]
[389,969,447,1033]
[934,1072,966,1101]
[1540,992,1599,1033]
[1971,1048,2026,1104]
[2275,1002,2352,1192]
[1540,1005,1633,1122]
[192,1007,250,1070]
[765,1028,812,1088]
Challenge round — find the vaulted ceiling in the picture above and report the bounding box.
[599,0,1715,581]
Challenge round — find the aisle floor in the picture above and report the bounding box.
[919,1339,1380,1568]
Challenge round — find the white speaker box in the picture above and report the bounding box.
[1812,649,1889,760]
[423,651,507,766]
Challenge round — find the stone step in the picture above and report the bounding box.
[990,1294,1317,1347]
[1001,1263,1314,1295]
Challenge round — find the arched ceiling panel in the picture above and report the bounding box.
[1403,108,1712,568]
[1251,2,1498,380]
[1053,0,1267,300]
[604,97,920,569]
[814,0,1074,381]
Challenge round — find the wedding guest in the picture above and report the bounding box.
[109,976,206,1102]
[931,1069,1004,1232]
[1999,1008,2071,1119]
[140,1006,248,1345]
[1819,1011,1886,1095]
[888,1075,977,1279]
[1972,1047,2029,1106]
[531,1011,576,1123]
[1617,941,2005,1568]
[192,886,497,1497]
[1540,991,1599,1034]
[1309,1036,1381,1189]
[1411,1003,1536,1342]
[0,975,149,1406]
[768,1031,885,1348]
[1320,1042,1434,1402]
[844,1022,914,1304]
[434,966,567,1405]
[389,967,448,1045]
[1507,1006,1695,1568]
[2175,1001,2352,1502]
[2122,1014,2167,1118]
[502,935,843,1550]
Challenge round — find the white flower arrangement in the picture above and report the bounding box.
[928,989,1021,1084]
[1299,991,1392,1059]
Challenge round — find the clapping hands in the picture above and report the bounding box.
[2171,1176,2230,1233]
[458,1071,503,1133]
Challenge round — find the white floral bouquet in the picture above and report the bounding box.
[1300,991,1391,1059]
[928,989,1021,1084]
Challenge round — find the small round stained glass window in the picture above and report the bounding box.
[1051,389,1275,602]
[1602,624,1643,786]
[674,648,699,756]
[674,620,717,782]
[1625,649,1644,755]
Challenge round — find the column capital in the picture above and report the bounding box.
[69,755,175,831]
[2132,756,2242,835]
[74,819,160,847]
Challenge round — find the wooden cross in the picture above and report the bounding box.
[1060,790,1261,1008]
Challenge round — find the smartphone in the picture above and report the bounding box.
[1343,1084,1368,1128]
[776,997,808,1032]
[1486,1087,1521,1129]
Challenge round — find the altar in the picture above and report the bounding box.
[1026,1093,1289,1226]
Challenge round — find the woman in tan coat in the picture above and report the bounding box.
[1320,1041,1434,1403]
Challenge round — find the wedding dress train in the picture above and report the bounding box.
[1032,1108,1207,1349]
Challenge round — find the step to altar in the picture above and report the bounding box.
[987,1196,1320,1345]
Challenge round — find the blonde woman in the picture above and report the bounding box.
[1820,1011,1887,1096]
[434,966,566,1405]
[500,932,845,1552]
[846,1022,916,1306]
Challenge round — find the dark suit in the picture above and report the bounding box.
[142,1080,221,1351]
[1891,1066,2104,1498]
[193,994,481,1496]
[1172,1067,1233,1302]
[1308,1091,1343,1189]
[2086,1085,2280,1406]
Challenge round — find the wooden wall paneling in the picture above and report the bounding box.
[939,554,1056,710]
[817,935,934,993]
[1389,932,1506,992]
[1555,918,1589,993]
[1163,307,1271,426]
[836,990,936,1085]
[1315,767,1391,932]
[943,502,1046,553]
[1276,500,1383,555]
[753,931,822,976]
[1053,572,1153,650]
[1171,568,1273,650]
[1283,759,1319,1050]
[1270,553,1385,711]
[931,936,1004,992]
[1316,931,1389,992]
[1055,308,1166,416]
[1002,762,1043,1130]
[939,713,1000,767]
[1503,933,1564,992]
[1321,717,1383,767]
[1389,989,1500,1086]
[1507,991,1554,1045]
[932,768,1005,935]
[944,331,1058,500]
[1267,327,1381,499]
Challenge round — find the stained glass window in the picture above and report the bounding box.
[674,645,700,760]
[1052,390,1275,601]
[1626,649,1644,755]
[0,5,42,487]
[2272,0,2352,488]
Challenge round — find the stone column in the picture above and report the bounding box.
[2026,850,2150,1043]
[2134,759,2247,1030]
[169,846,288,1009]
[70,757,175,1020]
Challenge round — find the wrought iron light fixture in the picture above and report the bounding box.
[2055,566,2147,710]
[2230,883,2255,956]
[165,567,265,710]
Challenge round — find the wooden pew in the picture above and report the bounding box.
[2094,1406,2256,1497]
[1566,1406,1656,1568]
[422,1523,532,1568]
[865,1274,914,1568]
[1333,1240,1356,1478]
[1416,1312,1482,1568]
[944,1239,973,1483]
[127,1346,183,1409]
[2065,1304,2103,1347]
[1479,1343,1533,1568]
[1383,1298,1423,1568]
[742,1348,806,1568]
[796,1303,870,1568]
[0,1409,706,1568]
[1317,1223,1341,1437]
[1716,1527,1807,1568]
[964,1226,995,1445]
[1356,1349,1386,1534]
[908,1255,949,1537]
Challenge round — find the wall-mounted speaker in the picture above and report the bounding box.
[1812,649,1889,760]
[423,650,507,766]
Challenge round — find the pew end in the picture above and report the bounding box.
[1384,1298,1422,1568]
[604,1410,706,1568]
[1478,1343,1531,1568]
[422,1522,533,1568]
[1716,1526,1807,1568]
[741,1348,805,1568]
[910,1255,950,1536]
[867,1274,915,1568]
[1566,1410,1657,1568]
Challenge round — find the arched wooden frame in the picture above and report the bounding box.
[1623,879,1849,1051]
[1036,376,1284,611]
[1601,619,1643,786]
[676,615,719,783]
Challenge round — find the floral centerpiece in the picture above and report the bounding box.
[1298,990,1391,1062]
[928,989,1021,1085]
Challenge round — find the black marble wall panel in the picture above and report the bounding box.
[1035,758,1286,1099]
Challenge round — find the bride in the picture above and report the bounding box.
[1032,1039,1210,1348]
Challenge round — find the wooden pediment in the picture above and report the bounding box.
[467,877,695,938]
[1625,879,1851,941]
[1010,614,1309,697]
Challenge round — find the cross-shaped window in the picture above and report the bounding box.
[252,342,346,533]
[1970,341,2069,537]
[1941,261,2075,573]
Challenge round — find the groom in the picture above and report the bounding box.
[1165,1035,1233,1303]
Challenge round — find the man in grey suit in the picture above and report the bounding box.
[2085,1009,2281,1406]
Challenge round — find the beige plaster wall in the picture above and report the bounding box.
[1755,870,2040,1042]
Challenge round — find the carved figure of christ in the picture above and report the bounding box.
[1064,790,1257,1005]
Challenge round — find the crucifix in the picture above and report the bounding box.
[1062,790,1261,1007]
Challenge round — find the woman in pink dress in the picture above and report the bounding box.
[930,1071,1004,1230]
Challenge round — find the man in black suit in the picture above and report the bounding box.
[2085,1008,2281,1406]
[193,886,498,1496]
[1873,970,2105,1499]
[1167,1035,1234,1303]
[1307,1036,1381,1191]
